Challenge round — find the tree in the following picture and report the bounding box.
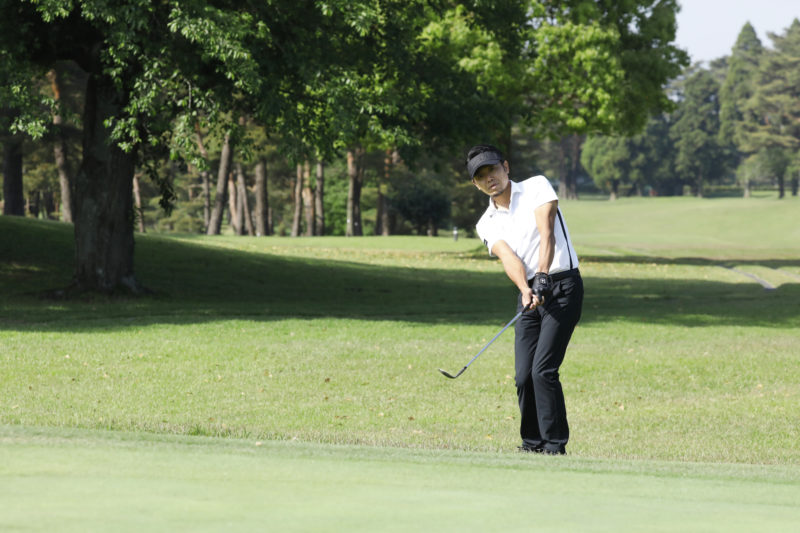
[518,0,688,198]
[1,1,268,291]
[388,170,450,236]
[581,136,630,200]
[1,111,24,216]
[3,1,454,290]
[670,69,727,197]
[718,23,764,197]
[719,23,764,147]
[253,159,270,236]
[630,114,679,196]
[740,19,800,198]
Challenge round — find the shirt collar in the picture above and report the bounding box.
[487,180,520,214]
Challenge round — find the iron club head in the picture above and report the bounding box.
[438,367,465,379]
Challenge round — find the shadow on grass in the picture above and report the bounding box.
[1,217,799,331]
[581,254,800,269]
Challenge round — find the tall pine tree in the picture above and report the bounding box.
[670,69,726,197]
[718,23,764,196]
[741,19,800,198]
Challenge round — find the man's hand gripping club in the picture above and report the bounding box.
[530,272,553,306]
[492,240,548,311]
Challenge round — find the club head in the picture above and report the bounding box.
[438,367,464,379]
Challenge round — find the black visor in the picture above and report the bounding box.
[467,151,504,179]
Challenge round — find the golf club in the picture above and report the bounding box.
[438,309,525,379]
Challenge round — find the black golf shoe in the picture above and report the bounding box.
[517,445,544,454]
[542,448,566,455]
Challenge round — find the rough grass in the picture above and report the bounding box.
[2,195,800,464]
[2,195,800,531]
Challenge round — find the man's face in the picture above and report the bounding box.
[471,161,510,197]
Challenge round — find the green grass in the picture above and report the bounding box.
[2,195,800,531]
[3,426,799,533]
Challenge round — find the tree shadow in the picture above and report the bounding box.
[581,254,800,269]
[1,219,798,332]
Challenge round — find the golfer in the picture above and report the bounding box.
[467,144,583,455]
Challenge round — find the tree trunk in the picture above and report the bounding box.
[254,158,269,236]
[501,126,513,170]
[557,139,568,199]
[207,132,233,235]
[195,125,211,231]
[743,178,751,198]
[236,161,254,236]
[42,190,56,219]
[427,219,438,237]
[132,172,145,233]
[346,148,363,237]
[382,151,395,236]
[48,68,74,223]
[228,171,241,235]
[28,190,40,218]
[354,163,364,236]
[568,134,581,199]
[777,175,785,199]
[2,135,24,216]
[791,174,798,197]
[291,162,303,237]
[696,172,704,198]
[609,180,618,201]
[375,149,390,236]
[302,160,314,236]
[72,72,140,293]
[314,161,325,236]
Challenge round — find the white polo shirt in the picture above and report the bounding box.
[475,176,579,280]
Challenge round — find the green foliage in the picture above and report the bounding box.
[521,0,688,137]
[669,69,728,194]
[323,164,350,236]
[1,0,701,247]
[581,17,800,199]
[388,169,451,235]
[719,23,763,149]
[583,112,680,198]
[740,19,800,182]
[581,135,630,196]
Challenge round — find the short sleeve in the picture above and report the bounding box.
[524,175,558,208]
[475,213,498,255]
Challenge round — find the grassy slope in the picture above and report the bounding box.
[2,196,798,462]
[1,195,800,530]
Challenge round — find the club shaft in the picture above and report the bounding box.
[462,309,524,370]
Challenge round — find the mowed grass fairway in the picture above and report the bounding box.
[2,194,799,531]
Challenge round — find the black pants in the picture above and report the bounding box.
[514,273,583,453]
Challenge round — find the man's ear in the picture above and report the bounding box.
[503,160,510,173]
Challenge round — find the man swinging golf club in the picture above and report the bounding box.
[468,144,583,455]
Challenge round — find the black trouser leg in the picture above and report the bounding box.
[514,275,583,452]
[515,314,543,450]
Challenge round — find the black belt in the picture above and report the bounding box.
[528,268,580,285]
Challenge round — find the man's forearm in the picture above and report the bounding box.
[503,255,530,293]
[537,234,555,273]
[492,240,531,293]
